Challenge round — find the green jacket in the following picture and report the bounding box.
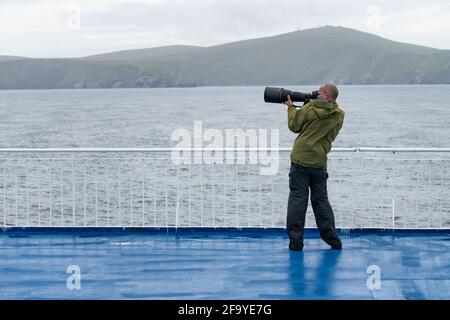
[288,99,345,169]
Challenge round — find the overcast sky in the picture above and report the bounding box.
[1,0,449,58]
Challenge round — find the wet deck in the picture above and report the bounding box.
[0,229,449,299]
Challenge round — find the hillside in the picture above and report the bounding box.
[1,26,449,89]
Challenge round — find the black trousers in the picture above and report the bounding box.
[287,162,341,247]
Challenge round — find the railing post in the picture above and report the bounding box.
[49,161,53,227]
[107,161,110,227]
[95,160,98,227]
[427,161,432,228]
[188,164,191,227]
[14,160,18,227]
[235,161,238,228]
[212,162,215,228]
[72,158,75,227]
[176,165,180,228]
[440,161,444,228]
[142,160,145,227]
[223,163,226,227]
[38,161,41,227]
[130,160,133,227]
[200,160,203,227]
[415,161,420,228]
[83,161,87,227]
[25,161,29,227]
[118,161,121,226]
[153,165,156,227]
[259,162,262,228]
[165,164,168,228]
[3,166,6,227]
[60,161,64,226]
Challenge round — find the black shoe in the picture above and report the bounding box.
[331,241,342,250]
[289,240,304,251]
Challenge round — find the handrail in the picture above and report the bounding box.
[357,147,450,153]
[0,147,449,153]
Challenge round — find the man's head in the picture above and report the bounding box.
[318,83,339,102]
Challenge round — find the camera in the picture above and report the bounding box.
[264,87,319,104]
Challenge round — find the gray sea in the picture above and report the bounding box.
[0,85,449,148]
[0,85,449,229]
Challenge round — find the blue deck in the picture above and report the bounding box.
[0,228,449,300]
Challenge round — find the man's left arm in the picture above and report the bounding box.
[328,111,345,143]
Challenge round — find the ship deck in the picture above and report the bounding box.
[0,228,449,300]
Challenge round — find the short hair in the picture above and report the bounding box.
[322,83,339,101]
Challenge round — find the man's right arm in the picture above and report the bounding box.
[287,104,309,133]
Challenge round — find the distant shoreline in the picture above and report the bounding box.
[1,83,450,91]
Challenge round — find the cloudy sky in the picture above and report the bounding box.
[1,0,449,58]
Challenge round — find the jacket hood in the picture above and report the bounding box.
[309,99,342,119]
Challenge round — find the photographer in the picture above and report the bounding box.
[283,83,345,251]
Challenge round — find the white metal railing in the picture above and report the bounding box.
[0,147,449,152]
[0,148,449,229]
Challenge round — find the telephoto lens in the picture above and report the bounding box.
[264,87,318,104]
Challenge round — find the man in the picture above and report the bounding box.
[283,83,344,251]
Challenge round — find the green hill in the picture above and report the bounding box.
[1,26,449,89]
[0,55,26,62]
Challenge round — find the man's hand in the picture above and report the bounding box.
[283,95,295,108]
